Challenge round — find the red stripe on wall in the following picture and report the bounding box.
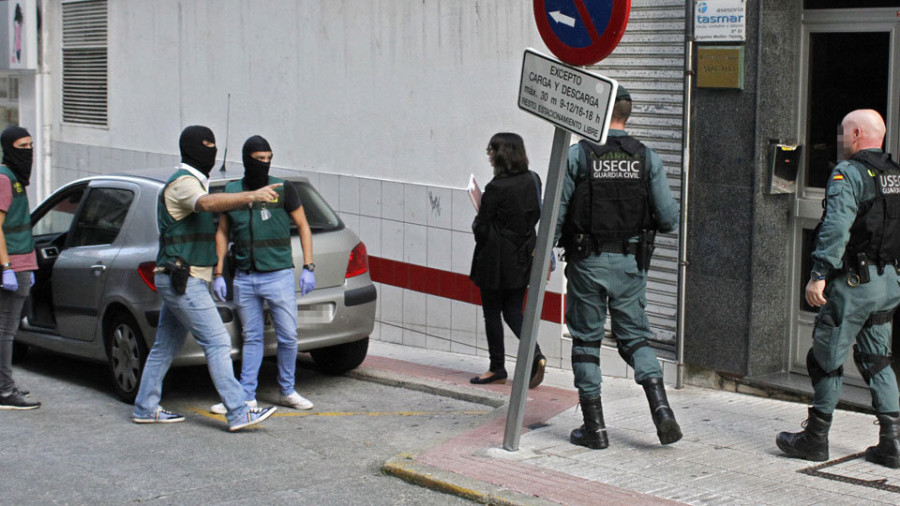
[368,256,564,324]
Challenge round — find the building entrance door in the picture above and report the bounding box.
[793,8,900,386]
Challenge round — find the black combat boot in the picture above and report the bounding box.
[641,377,682,445]
[570,397,609,449]
[865,413,900,469]
[776,407,831,462]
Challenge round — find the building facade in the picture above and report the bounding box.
[13,0,897,403]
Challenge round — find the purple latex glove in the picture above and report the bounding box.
[299,268,315,296]
[29,271,34,287]
[2,269,17,291]
[212,276,227,301]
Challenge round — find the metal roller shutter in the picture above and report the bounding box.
[588,0,685,345]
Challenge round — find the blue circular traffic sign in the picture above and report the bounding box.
[534,0,631,66]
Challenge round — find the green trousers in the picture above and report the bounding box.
[811,265,900,414]
[565,252,662,399]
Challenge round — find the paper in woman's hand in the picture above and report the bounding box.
[467,174,482,212]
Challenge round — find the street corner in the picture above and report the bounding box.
[382,452,557,506]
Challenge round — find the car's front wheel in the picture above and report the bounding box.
[106,312,147,403]
[310,337,369,374]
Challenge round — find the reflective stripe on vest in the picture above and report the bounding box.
[225,177,293,272]
[0,166,34,255]
[156,169,217,267]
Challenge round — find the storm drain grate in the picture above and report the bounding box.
[800,452,900,493]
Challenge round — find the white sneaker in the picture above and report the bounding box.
[279,391,314,410]
[209,399,257,415]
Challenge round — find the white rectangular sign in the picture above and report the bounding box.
[518,49,616,144]
[694,0,746,43]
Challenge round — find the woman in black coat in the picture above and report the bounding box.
[469,132,546,388]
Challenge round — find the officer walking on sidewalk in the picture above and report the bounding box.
[554,86,682,449]
[132,125,280,432]
[777,109,900,468]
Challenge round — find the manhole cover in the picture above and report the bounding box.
[800,452,900,493]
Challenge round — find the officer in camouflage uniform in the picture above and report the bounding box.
[778,109,900,468]
[554,86,682,449]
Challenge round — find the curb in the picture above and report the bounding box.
[346,366,508,408]
[382,453,557,506]
[352,365,555,505]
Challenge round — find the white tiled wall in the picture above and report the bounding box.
[322,170,598,377]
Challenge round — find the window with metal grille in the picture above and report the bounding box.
[62,0,107,126]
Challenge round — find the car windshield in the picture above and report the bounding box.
[209,179,342,234]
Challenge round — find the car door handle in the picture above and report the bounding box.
[90,264,107,271]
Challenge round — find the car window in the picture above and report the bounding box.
[31,187,85,237]
[69,188,135,247]
[291,182,341,232]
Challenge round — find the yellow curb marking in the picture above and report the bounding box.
[187,407,490,422]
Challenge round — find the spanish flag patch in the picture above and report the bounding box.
[832,174,844,181]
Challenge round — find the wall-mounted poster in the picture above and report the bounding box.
[2,0,36,71]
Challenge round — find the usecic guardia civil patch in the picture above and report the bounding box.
[590,149,645,181]
[877,171,900,195]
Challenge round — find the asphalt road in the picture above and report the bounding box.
[1,349,484,505]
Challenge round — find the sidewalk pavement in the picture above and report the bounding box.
[358,340,900,505]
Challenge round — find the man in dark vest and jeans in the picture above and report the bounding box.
[209,135,316,414]
[777,109,900,468]
[132,125,282,432]
[554,86,682,449]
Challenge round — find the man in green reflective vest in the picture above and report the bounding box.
[210,135,315,414]
[132,125,282,432]
[0,126,39,410]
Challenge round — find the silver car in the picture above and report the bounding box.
[13,168,377,401]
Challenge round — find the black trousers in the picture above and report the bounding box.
[479,286,542,372]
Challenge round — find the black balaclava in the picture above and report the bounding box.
[1,126,32,186]
[242,135,272,190]
[179,125,217,176]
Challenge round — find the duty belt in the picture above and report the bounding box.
[592,239,636,255]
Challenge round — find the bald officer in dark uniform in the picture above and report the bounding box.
[777,109,900,468]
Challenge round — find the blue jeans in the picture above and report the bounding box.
[233,268,298,398]
[133,273,249,425]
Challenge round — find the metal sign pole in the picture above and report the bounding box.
[503,126,571,451]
